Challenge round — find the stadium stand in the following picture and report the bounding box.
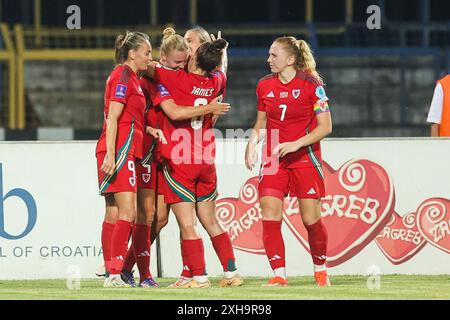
[0,0,449,138]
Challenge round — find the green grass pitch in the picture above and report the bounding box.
[0,275,449,300]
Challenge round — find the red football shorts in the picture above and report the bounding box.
[258,164,325,200]
[156,163,167,196]
[162,160,218,204]
[136,160,158,190]
[97,152,137,195]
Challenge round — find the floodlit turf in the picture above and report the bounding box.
[0,275,449,300]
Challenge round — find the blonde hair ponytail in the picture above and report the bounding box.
[296,40,322,82]
[274,36,323,83]
[160,27,188,57]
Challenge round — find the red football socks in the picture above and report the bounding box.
[263,220,286,270]
[181,239,206,276]
[132,224,152,281]
[211,232,237,272]
[101,221,115,274]
[109,220,133,275]
[304,219,328,266]
[180,239,192,278]
[122,224,136,273]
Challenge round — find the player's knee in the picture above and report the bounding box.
[302,213,321,226]
[179,223,198,239]
[202,219,224,236]
[104,210,118,224]
[138,198,154,214]
[136,202,155,224]
[136,214,154,226]
[118,207,136,222]
[157,215,169,229]
[179,222,196,232]
[261,206,281,220]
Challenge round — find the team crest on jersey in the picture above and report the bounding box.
[280,92,288,98]
[292,89,301,99]
[129,177,136,187]
[115,84,127,98]
[142,174,151,183]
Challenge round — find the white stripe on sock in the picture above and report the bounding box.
[314,264,327,272]
[274,267,286,279]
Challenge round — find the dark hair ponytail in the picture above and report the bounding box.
[196,38,228,74]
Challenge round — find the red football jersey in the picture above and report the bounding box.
[96,64,146,159]
[153,64,226,164]
[256,71,330,168]
[139,76,172,164]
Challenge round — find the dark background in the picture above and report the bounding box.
[1,0,449,27]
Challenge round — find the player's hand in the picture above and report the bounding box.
[146,126,167,144]
[209,96,231,115]
[210,31,228,50]
[273,141,302,158]
[100,152,116,176]
[245,142,258,170]
[210,30,221,41]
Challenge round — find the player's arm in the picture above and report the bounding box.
[295,111,332,147]
[427,83,443,137]
[211,114,220,127]
[159,96,230,121]
[430,124,440,137]
[211,94,223,126]
[100,101,124,176]
[245,111,267,170]
[211,31,228,74]
[212,33,228,125]
[218,43,228,74]
[146,126,167,144]
[275,109,332,158]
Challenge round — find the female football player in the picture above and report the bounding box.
[120,28,231,288]
[96,31,152,287]
[245,37,332,287]
[146,30,242,288]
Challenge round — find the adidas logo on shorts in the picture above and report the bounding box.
[307,188,316,195]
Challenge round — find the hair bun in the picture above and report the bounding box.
[211,38,228,51]
[162,27,176,40]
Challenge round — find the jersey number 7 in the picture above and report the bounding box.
[278,104,288,121]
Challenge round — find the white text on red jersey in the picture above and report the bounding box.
[190,87,215,97]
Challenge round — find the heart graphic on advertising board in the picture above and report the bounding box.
[416,198,450,254]
[375,211,427,265]
[215,176,266,254]
[283,159,395,267]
